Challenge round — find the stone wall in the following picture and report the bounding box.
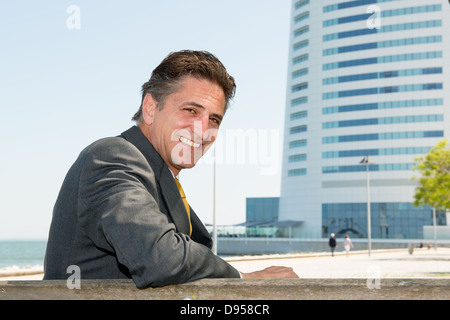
[1,278,449,300]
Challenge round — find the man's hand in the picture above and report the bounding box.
[240,266,299,279]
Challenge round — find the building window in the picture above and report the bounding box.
[323,114,443,129]
[322,146,432,159]
[294,25,309,38]
[290,125,307,135]
[322,131,444,144]
[294,39,309,51]
[323,4,442,27]
[323,0,398,13]
[294,11,309,24]
[295,0,309,10]
[323,36,442,56]
[289,139,307,149]
[322,98,443,115]
[292,82,308,93]
[323,83,442,100]
[323,20,441,42]
[293,68,308,79]
[323,67,442,85]
[246,197,279,223]
[291,96,308,107]
[289,154,307,163]
[323,163,415,174]
[293,54,308,65]
[290,110,308,121]
[288,168,307,177]
[323,51,442,71]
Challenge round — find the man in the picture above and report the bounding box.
[44,50,298,288]
[328,233,337,257]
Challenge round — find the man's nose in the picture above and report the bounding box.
[193,118,217,142]
[193,116,209,135]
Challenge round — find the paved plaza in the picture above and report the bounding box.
[226,247,450,279]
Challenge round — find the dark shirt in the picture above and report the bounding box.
[329,237,336,247]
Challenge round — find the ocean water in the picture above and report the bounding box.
[0,241,47,269]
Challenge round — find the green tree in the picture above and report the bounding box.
[412,140,450,210]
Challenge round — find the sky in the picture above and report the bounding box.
[0,1,291,240]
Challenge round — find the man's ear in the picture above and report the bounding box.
[142,93,157,125]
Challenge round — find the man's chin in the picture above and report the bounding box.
[171,154,201,168]
[181,159,198,167]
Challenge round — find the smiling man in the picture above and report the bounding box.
[44,50,298,288]
[139,76,223,175]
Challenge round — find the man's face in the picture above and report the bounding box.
[139,76,226,176]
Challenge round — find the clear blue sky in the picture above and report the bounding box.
[0,1,291,240]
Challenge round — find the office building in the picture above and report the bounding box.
[279,0,450,239]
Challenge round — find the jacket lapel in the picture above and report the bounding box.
[120,126,191,236]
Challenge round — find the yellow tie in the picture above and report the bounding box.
[174,177,192,236]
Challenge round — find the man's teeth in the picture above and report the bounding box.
[179,136,201,148]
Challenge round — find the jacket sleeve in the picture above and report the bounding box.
[77,138,240,288]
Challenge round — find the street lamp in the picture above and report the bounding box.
[432,207,437,251]
[212,146,218,255]
[360,156,373,256]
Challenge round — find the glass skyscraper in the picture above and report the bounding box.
[279,0,450,239]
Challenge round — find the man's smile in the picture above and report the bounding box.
[179,136,201,148]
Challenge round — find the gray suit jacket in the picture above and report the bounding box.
[44,126,240,288]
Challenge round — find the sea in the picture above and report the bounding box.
[0,240,47,270]
[0,240,232,271]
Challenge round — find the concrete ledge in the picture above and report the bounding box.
[1,278,449,300]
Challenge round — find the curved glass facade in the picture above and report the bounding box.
[322,203,447,239]
[279,0,449,239]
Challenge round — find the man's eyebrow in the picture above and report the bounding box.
[182,101,205,110]
[182,102,223,121]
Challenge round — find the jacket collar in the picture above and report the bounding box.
[120,126,192,236]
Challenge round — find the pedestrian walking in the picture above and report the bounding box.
[343,235,354,257]
[328,233,337,257]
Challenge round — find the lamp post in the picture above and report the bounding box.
[360,156,373,256]
[432,207,437,251]
[212,145,218,255]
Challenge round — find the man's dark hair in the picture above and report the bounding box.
[132,50,236,122]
